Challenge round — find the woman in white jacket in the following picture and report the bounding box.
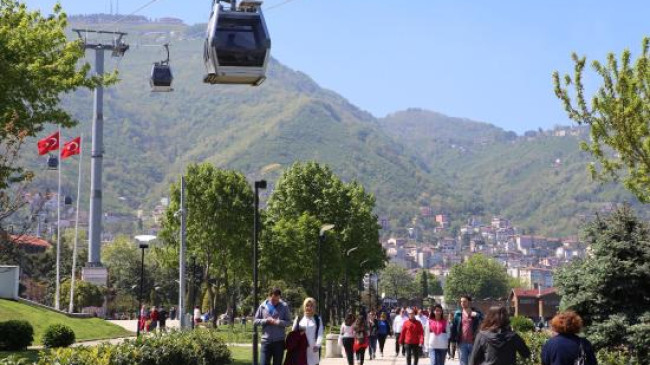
[296,297,324,365]
[424,304,449,365]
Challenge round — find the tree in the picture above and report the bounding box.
[0,1,113,189]
[553,37,650,202]
[380,263,416,301]
[417,270,429,299]
[60,280,103,311]
[555,206,650,360]
[444,254,509,302]
[160,163,253,316]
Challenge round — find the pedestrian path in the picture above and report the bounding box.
[321,338,460,365]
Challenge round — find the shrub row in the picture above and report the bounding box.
[37,330,232,365]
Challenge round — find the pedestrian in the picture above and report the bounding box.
[368,311,379,360]
[393,307,405,356]
[254,287,292,365]
[158,306,168,332]
[541,311,597,365]
[399,308,425,365]
[353,315,369,365]
[339,313,357,365]
[468,306,530,365]
[450,295,483,365]
[169,306,176,321]
[447,313,457,360]
[377,312,392,357]
[193,305,202,326]
[149,306,159,332]
[294,297,323,365]
[139,304,148,333]
[425,305,449,365]
[418,308,430,358]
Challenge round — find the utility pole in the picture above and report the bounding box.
[179,175,187,328]
[72,29,128,285]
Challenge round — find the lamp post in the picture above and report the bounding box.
[252,180,266,365]
[318,224,334,320]
[342,246,358,316]
[134,235,156,337]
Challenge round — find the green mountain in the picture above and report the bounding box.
[19,20,650,238]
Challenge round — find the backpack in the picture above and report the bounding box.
[574,338,586,365]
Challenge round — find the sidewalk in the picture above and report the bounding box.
[321,338,460,365]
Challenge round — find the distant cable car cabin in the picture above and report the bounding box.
[150,44,173,92]
[204,0,271,86]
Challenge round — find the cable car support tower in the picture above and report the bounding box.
[72,29,129,285]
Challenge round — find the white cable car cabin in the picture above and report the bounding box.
[150,44,173,92]
[204,0,270,86]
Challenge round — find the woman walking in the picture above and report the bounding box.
[468,306,530,365]
[295,298,324,365]
[368,311,379,359]
[377,312,392,357]
[425,305,449,365]
[399,308,424,365]
[339,313,357,365]
[393,308,405,356]
[541,311,597,365]
[353,316,369,365]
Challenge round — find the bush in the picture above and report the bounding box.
[38,330,232,365]
[0,320,34,350]
[42,324,76,348]
[510,315,535,333]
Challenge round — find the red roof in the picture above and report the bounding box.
[9,235,52,248]
[511,287,556,298]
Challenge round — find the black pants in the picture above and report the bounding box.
[261,340,285,365]
[378,334,388,353]
[356,348,366,365]
[395,332,403,355]
[405,344,420,365]
[342,338,355,365]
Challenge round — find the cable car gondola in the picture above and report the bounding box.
[150,44,173,92]
[204,0,271,86]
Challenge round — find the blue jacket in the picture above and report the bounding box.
[541,334,597,365]
[450,308,483,343]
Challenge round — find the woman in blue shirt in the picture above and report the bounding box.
[541,311,597,365]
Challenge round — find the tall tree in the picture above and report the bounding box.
[160,163,253,316]
[553,37,650,202]
[444,254,509,302]
[380,263,416,300]
[555,206,650,360]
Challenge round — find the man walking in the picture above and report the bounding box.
[254,288,292,365]
[450,295,483,365]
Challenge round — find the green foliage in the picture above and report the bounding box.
[0,355,32,365]
[444,254,510,301]
[42,324,75,348]
[0,320,33,351]
[553,37,650,202]
[519,332,549,365]
[510,315,535,333]
[380,263,416,300]
[37,330,232,365]
[555,206,650,360]
[60,280,103,311]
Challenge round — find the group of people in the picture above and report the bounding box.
[138,305,175,333]
[251,288,598,365]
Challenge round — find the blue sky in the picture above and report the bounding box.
[27,0,650,133]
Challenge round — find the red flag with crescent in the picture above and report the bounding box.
[61,137,81,159]
[37,131,60,155]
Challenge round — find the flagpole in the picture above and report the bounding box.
[69,135,83,313]
[55,127,62,311]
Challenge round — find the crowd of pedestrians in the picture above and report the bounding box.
[138,304,171,333]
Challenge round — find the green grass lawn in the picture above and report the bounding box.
[229,346,253,365]
[0,299,132,345]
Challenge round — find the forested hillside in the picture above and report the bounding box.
[19,20,650,238]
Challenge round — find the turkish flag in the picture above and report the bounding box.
[61,137,81,159]
[37,131,59,155]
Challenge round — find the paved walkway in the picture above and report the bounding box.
[321,338,460,365]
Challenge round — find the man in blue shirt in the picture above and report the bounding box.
[254,288,292,365]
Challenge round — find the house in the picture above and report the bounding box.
[511,267,554,288]
[509,287,560,320]
[7,234,52,253]
[435,214,450,229]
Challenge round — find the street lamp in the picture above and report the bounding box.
[134,235,156,337]
[318,224,335,320]
[343,246,359,316]
[253,180,266,365]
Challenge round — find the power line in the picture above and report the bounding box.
[98,0,165,32]
[265,0,300,11]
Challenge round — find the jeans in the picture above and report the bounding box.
[342,338,355,365]
[405,344,421,365]
[429,349,446,365]
[459,343,473,365]
[447,342,456,359]
[395,333,404,355]
[369,336,378,357]
[377,334,388,354]
[261,340,285,365]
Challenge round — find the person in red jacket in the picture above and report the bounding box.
[399,308,424,365]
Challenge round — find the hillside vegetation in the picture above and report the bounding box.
[16,20,650,238]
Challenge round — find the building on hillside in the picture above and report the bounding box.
[8,235,51,253]
[435,214,450,229]
[509,287,560,320]
[510,267,554,289]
